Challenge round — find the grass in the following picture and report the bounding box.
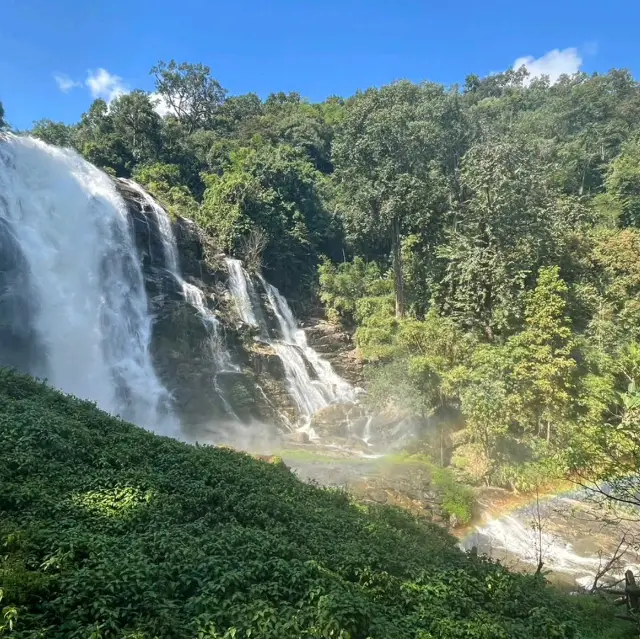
[0,369,633,638]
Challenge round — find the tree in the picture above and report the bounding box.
[199,143,336,300]
[0,101,6,129]
[74,99,134,176]
[150,60,227,133]
[212,93,263,134]
[509,266,576,442]
[318,257,390,325]
[568,345,640,527]
[333,81,461,317]
[109,91,162,164]
[606,137,640,227]
[31,120,75,148]
[132,162,199,218]
[458,343,514,472]
[437,139,562,339]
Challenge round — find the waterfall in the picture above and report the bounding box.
[226,258,264,329]
[121,180,236,375]
[260,276,357,405]
[225,257,360,421]
[0,135,177,434]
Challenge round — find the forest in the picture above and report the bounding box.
[3,61,640,495]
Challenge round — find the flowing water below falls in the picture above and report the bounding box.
[0,135,178,434]
[460,490,640,589]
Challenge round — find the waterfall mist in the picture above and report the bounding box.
[0,134,363,452]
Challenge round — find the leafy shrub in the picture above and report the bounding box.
[318,257,392,325]
[0,369,624,638]
[429,465,475,524]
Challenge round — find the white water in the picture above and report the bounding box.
[464,510,602,575]
[461,496,640,587]
[226,258,263,328]
[362,415,373,444]
[0,135,177,434]
[121,180,237,375]
[225,258,360,422]
[260,275,360,415]
[125,179,179,276]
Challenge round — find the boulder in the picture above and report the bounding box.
[290,431,310,444]
[309,402,366,438]
[303,320,364,384]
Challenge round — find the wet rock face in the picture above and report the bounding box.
[304,320,363,385]
[0,217,45,375]
[309,402,366,438]
[247,342,286,379]
[117,184,298,432]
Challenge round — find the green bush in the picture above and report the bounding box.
[317,257,391,325]
[430,466,475,524]
[0,369,625,638]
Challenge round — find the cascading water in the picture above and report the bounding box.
[225,257,361,422]
[120,180,239,418]
[461,493,640,588]
[259,275,360,415]
[226,258,265,328]
[122,179,180,277]
[0,135,177,434]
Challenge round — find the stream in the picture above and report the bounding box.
[460,488,640,589]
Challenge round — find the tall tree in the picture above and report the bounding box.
[509,266,576,442]
[150,60,227,133]
[605,136,640,227]
[438,139,562,339]
[74,99,134,176]
[333,81,460,317]
[109,91,162,164]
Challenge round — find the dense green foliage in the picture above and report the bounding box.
[16,62,345,300]
[319,70,640,490]
[5,61,640,486]
[0,369,628,638]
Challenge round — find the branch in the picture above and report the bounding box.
[590,534,629,592]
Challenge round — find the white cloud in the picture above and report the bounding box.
[53,73,82,93]
[85,68,128,103]
[149,92,178,117]
[512,47,583,84]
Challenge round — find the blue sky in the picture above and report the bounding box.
[2,0,640,130]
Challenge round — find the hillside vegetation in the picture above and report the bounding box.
[0,368,629,638]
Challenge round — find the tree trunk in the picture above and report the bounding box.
[623,570,640,619]
[391,215,405,318]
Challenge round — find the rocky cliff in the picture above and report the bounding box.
[118,180,299,441]
[117,181,424,460]
[303,319,364,385]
